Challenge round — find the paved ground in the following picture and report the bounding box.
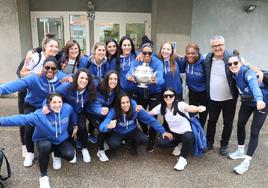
[1,97,268,188]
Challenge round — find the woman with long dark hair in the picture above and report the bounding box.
[43,69,96,163]
[99,92,173,157]
[86,70,120,162]
[149,87,206,171]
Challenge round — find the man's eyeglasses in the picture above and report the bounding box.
[142,51,153,56]
[228,61,239,67]
[44,66,57,71]
[163,94,175,99]
[211,44,224,48]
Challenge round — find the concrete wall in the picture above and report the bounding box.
[0,0,21,83]
[17,0,32,58]
[29,0,151,12]
[151,0,192,55]
[191,0,268,69]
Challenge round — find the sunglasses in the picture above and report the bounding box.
[142,51,153,56]
[44,66,57,71]
[228,61,239,67]
[163,94,175,99]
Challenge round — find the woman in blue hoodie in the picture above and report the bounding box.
[79,42,109,81]
[87,70,120,162]
[180,43,208,128]
[158,42,184,100]
[0,93,77,188]
[227,51,268,175]
[0,56,67,167]
[110,35,137,94]
[43,69,96,163]
[99,92,173,157]
[126,37,164,152]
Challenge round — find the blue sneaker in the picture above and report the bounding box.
[88,134,97,144]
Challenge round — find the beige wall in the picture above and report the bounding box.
[0,0,21,83]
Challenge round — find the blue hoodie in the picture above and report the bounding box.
[0,103,77,145]
[87,90,116,116]
[126,56,164,94]
[79,55,109,79]
[54,82,90,114]
[0,71,67,108]
[233,65,268,106]
[180,55,206,92]
[99,99,165,135]
[161,57,183,95]
[110,54,137,92]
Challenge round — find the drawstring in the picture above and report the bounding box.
[77,90,85,108]
[54,113,58,138]
[58,112,61,135]
[123,114,129,129]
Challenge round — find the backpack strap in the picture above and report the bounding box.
[32,52,42,69]
[0,149,11,181]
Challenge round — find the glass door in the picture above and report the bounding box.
[31,11,90,54]
[94,12,151,50]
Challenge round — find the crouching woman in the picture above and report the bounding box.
[149,88,206,171]
[0,93,78,188]
[99,93,173,157]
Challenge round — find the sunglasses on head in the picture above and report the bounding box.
[228,61,239,67]
[44,66,57,71]
[142,51,153,56]
[163,94,175,99]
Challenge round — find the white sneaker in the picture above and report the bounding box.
[229,149,246,160]
[233,160,250,175]
[97,150,109,162]
[69,150,77,164]
[174,156,187,171]
[39,176,51,188]
[81,148,91,163]
[22,145,27,158]
[172,143,182,156]
[51,152,61,170]
[23,152,34,167]
[104,141,110,151]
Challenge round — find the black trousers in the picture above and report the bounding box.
[24,102,37,153]
[188,90,208,128]
[135,92,162,144]
[206,99,237,147]
[18,89,27,145]
[77,110,89,148]
[236,102,268,156]
[36,139,75,176]
[158,131,194,158]
[107,128,148,151]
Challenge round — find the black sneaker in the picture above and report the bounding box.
[146,140,154,153]
[203,142,213,153]
[219,145,228,156]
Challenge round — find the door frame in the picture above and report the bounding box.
[94,12,151,43]
[30,11,90,54]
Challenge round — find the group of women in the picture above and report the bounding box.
[0,33,267,188]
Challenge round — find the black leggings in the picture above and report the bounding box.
[18,89,27,145]
[77,111,89,148]
[24,102,37,153]
[158,131,194,159]
[107,128,148,151]
[236,102,268,156]
[188,90,208,128]
[135,92,161,144]
[36,139,75,176]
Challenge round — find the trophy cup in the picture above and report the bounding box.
[133,63,155,88]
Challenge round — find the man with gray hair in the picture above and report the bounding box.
[204,35,238,156]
